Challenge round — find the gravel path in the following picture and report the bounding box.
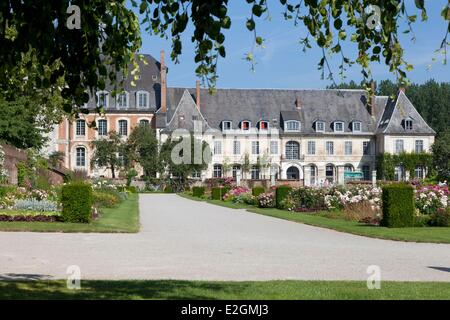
[1,194,449,281]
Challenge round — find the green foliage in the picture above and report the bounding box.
[377,152,432,180]
[429,208,450,227]
[432,132,450,181]
[381,184,415,228]
[192,186,205,197]
[48,151,65,168]
[16,162,28,187]
[93,191,120,208]
[61,183,93,223]
[91,132,124,179]
[126,169,138,187]
[126,186,137,194]
[164,185,174,193]
[276,185,292,209]
[211,187,225,200]
[126,125,160,178]
[252,186,265,197]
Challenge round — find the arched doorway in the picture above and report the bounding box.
[287,166,300,180]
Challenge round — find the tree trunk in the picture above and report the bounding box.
[111,165,116,179]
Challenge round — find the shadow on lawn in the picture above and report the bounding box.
[0,279,250,300]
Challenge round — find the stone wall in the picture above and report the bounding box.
[1,144,27,184]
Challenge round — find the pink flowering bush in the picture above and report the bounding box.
[323,186,382,211]
[257,192,275,208]
[415,185,449,215]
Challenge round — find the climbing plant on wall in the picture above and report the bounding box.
[377,152,433,180]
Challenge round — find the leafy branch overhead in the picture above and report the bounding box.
[137,0,449,88]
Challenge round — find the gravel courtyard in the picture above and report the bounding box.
[1,194,449,281]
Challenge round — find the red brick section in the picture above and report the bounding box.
[1,144,27,184]
[196,80,201,110]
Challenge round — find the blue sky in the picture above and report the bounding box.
[138,0,449,89]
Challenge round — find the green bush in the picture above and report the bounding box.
[93,190,119,208]
[192,186,205,197]
[61,183,93,223]
[164,185,173,193]
[211,187,225,200]
[0,185,16,198]
[252,186,265,197]
[429,208,450,227]
[276,185,292,209]
[126,186,137,193]
[381,183,414,228]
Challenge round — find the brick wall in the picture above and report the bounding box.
[1,144,27,184]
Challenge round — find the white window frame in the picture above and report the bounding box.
[415,140,424,153]
[252,141,260,155]
[222,121,232,131]
[326,141,334,155]
[395,139,404,154]
[75,119,86,137]
[270,141,278,155]
[97,91,109,109]
[213,141,222,155]
[116,91,129,109]
[285,141,300,160]
[404,119,413,130]
[307,141,316,155]
[333,121,345,133]
[250,165,260,180]
[75,146,86,167]
[315,121,325,133]
[344,141,353,155]
[118,119,129,136]
[213,164,222,178]
[136,90,149,109]
[97,119,108,137]
[352,121,362,132]
[233,140,241,155]
[284,120,300,132]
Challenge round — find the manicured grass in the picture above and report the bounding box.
[248,207,450,244]
[179,193,253,210]
[0,279,449,300]
[0,194,139,233]
[0,209,58,217]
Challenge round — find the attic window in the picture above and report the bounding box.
[285,120,300,132]
[404,119,413,130]
[333,121,345,133]
[241,121,251,130]
[222,121,232,131]
[315,121,325,133]
[352,121,362,132]
[152,75,158,82]
[259,121,269,130]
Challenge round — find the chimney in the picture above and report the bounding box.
[369,81,377,116]
[295,98,302,110]
[160,50,167,113]
[196,80,201,110]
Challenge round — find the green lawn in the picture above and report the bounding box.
[0,193,139,233]
[248,207,450,244]
[0,280,449,300]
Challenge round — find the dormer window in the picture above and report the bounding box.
[137,91,149,109]
[241,121,251,130]
[116,91,129,109]
[315,121,325,133]
[222,121,232,131]
[259,121,269,130]
[333,121,345,133]
[285,120,300,132]
[97,91,109,109]
[404,119,413,130]
[352,121,362,132]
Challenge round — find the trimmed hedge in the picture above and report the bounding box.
[252,186,265,197]
[276,185,292,209]
[381,183,415,228]
[61,183,93,223]
[211,187,223,200]
[164,185,173,193]
[192,186,205,197]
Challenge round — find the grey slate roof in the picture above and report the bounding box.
[165,88,389,134]
[86,54,162,112]
[377,91,436,135]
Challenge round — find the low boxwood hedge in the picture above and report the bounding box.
[61,183,93,223]
[381,183,414,228]
[192,186,205,197]
[276,185,292,209]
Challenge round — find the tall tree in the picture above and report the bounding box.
[90,132,124,179]
[432,131,450,181]
[126,124,160,177]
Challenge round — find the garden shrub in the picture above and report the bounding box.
[92,190,119,208]
[257,192,275,208]
[429,208,450,227]
[211,187,224,200]
[126,186,137,193]
[13,199,59,212]
[164,185,173,193]
[276,185,292,209]
[252,186,265,197]
[192,186,205,197]
[381,183,414,228]
[61,183,93,223]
